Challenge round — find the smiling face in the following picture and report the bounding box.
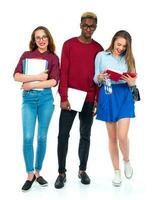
[34,29,49,52]
[113,37,127,57]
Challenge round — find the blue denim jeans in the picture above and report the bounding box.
[22,88,54,173]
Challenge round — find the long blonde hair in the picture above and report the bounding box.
[106,30,135,71]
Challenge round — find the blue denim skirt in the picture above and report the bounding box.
[96,83,135,122]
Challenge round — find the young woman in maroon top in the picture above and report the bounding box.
[14,26,59,191]
[54,12,103,189]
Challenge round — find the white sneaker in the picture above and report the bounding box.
[112,170,122,187]
[124,160,133,179]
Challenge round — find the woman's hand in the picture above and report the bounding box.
[21,82,35,90]
[121,74,136,86]
[97,72,107,82]
[38,70,48,81]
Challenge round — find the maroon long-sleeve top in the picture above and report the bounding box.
[59,37,103,102]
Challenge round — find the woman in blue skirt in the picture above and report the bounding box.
[94,30,137,187]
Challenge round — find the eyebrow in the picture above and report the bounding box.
[82,23,96,26]
[117,42,126,46]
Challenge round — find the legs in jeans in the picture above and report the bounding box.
[22,89,53,173]
[35,96,54,171]
[22,100,37,173]
[57,109,77,173]
[57,102,94,173]
[78,102,93,171]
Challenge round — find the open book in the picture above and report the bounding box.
[23,58,48,75]
[54,88,87,112]
[105,68,137,81]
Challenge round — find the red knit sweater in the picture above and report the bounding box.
[59,37,103,102]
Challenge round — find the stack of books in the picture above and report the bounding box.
[23,58,48,75]
[22,58,48,90]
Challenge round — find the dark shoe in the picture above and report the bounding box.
[78,171,90,184]
[36,176,48,186]
[54,174,66,189]
[21,175,36,191]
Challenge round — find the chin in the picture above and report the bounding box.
[40,46,46,49]
[85,35,92,40]
[39,47,47,51]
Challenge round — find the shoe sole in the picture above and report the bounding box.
[40,183,48,187]
[112,181,121,187]
[81,180,90,185]
[22,189,31,192]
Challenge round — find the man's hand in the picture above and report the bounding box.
[92,100,97,116]
[60,100,71,110]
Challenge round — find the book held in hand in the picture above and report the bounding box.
[54,88,87,112]
[23,58,48,75]
[22,58,48,90]
[105,68,137,81]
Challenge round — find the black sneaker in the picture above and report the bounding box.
[36,176,48,186]
[21,175,36,191]
[54,174,66,189]
[78,171,90,184]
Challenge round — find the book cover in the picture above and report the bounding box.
[22,58,48,90]
[23,58,48,75]
[105,69,136,81]
[54,88,87,112]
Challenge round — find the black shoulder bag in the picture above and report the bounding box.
[130,85,141,101]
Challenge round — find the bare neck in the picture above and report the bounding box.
[78,36,92,44]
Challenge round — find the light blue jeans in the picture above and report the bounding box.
[22,88,54,173]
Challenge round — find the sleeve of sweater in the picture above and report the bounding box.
[59,41,70,102]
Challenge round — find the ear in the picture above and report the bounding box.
[80,23,82,29]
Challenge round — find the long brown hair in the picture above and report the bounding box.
[106,30,135,71]
[29,26,56,53]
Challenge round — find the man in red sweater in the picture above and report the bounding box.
[55,12,103,189]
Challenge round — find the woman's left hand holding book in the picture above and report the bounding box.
[21,70,48,90]
[38,70,48,81]
[121,73,136,86]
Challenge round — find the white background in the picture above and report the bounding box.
[0,0,157,199]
